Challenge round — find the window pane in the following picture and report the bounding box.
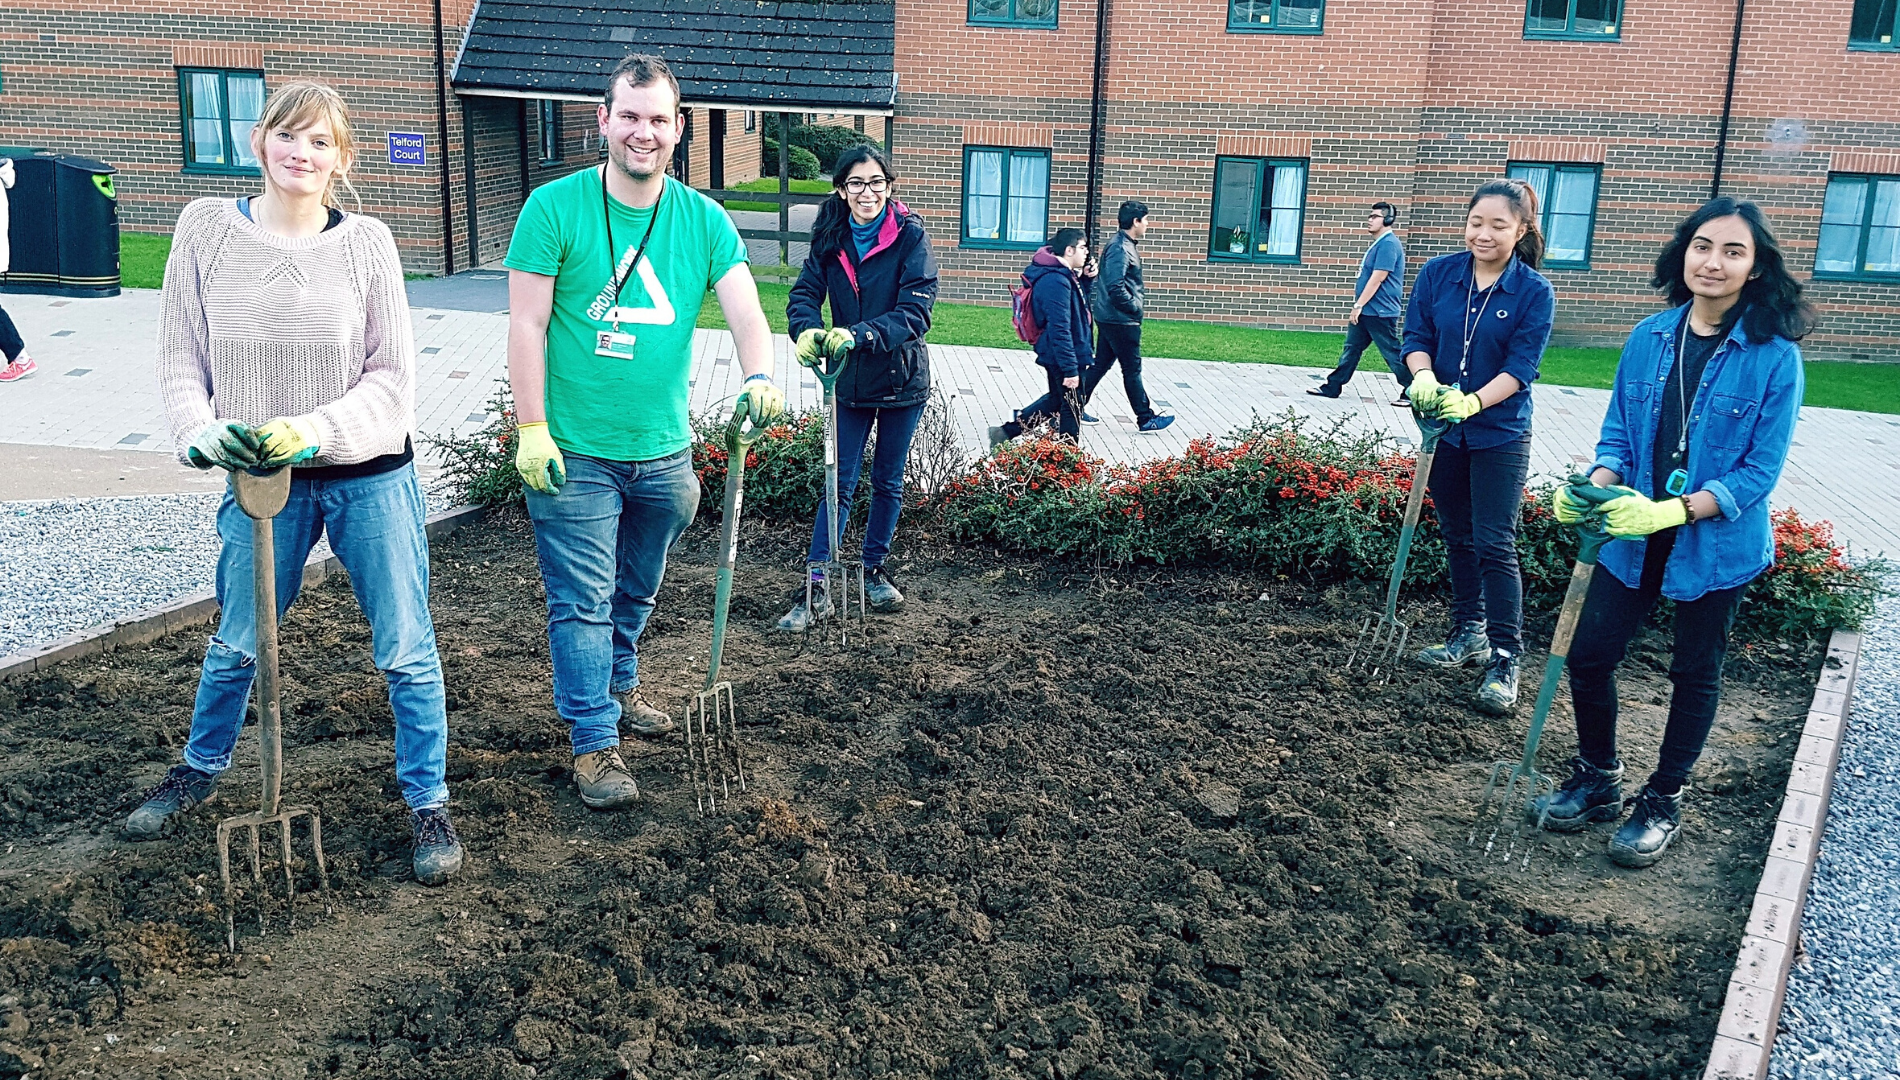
[1229,0,1270,25]
[1278,0,1322,28]
[1868,181,1900,273]
[1551,168,1596,217]
[1822,176,1869,228]
[1212,159,1257,254]
[1548,214,1591,263]
[1508,164,1551,213]
[1526,0,1573,33]
[1817,225,1863,274]
[188,72,223,121]
[227,75,264,168]
[972,0,1010,18]
[1004,153,1048,243]
[1573,0,1618,33]
[1264,163,1304,256]
[1850,0,1897,43]
[964,151,1003,241]
[1016,0,1057,20]
[189,119,227,165]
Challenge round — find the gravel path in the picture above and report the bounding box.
[1768,595,1900,1080]
[0,487,457,658]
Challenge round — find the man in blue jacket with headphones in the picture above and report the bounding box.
[1311,202,1407,404]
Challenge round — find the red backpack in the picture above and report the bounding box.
[1010,271,1042,344]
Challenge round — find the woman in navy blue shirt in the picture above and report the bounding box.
[1402,179,1555,715]
[1531,199,1814,869]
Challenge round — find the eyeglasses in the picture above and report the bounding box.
[842,177,891,194]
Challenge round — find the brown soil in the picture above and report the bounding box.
[0,514,1821,1080]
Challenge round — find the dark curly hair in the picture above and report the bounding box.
[1652,198,1818,343]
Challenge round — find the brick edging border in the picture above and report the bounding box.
[1704,628,1863,1079]
[0,504,488,683]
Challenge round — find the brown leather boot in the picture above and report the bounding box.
[573,748,640,810]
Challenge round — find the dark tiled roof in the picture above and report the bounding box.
[453,0,896,111]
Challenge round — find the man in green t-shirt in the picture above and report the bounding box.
[505,54,785,812]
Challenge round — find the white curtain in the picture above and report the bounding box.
[227,76,266,169]
[1867,179,1900,274]
[188,72,225,165]
[1817,177,1867,275]
[1266,164,1304,256]
[964,151,1003,241]
[1006,153,1048,243]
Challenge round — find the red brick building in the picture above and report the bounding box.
[892,0,1900,358]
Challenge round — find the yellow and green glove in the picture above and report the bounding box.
[824,326,856,363]
[735,374,786,427]
[1405,369,1443,411]
[253,415,322,467]
[1600,491,1689,537]
[186,420,264,471]
[793,328,825,369]
[514,421,566,495]
[1431,387,1484,423]
[1552,483,1594,524]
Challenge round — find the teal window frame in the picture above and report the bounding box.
[1815,173,1900,281]
[1523,0,1623,40]
[968,0,1057,29]
[1226,0,1325,34]
[538,99,562,165]
[959,146,1052,251]
[177,67,266,176]
[1506,161,1600,270]
[1849,0,1899,49]
[1207,156,1308,265]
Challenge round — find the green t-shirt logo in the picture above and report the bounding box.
[586,247,678,327]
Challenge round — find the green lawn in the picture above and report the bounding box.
[720,178,830,213]
[118,231,1900,414]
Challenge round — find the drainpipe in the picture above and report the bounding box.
[432,0,457,274]
[1710,0,1746,198]
[462,97,479,269]
[1083,0,1111,247]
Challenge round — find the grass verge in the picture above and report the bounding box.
[721,178,831,213]
[120,232,171,290]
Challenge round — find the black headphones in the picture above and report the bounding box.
[1373,203,1397,227]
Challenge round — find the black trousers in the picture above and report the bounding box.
[1012,366,1081,441]
[1426,435,1530,654]
[1083,322,1154,424]
[0,304,22,363]
[1568,529,1746,790]
[1319,315,1405,394]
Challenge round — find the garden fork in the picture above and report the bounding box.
[805,335,866,645]
[1347,412,1449,681]
[217,466,329,951]
[1471,477,1621,865]
[684,406,766,815]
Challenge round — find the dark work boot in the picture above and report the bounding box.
[411,808,464,886]
[1528,757,1625,832]
[124,764,220,840]
[1608,784,1685,868]
[1416,621,1491,668]
[864,566,904,612]
[1473,650,1521,715]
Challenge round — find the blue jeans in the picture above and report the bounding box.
[525,449,699,756]
[185,464,449,810]
[807,402,925,567]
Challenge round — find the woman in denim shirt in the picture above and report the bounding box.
[1531,198,1815,869]
[1402,179,1555,715]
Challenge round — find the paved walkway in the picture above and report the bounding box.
[2,286,1898,556]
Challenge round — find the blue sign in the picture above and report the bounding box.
[387,132,427,167]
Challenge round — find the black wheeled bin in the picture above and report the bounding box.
[0,152,121,298]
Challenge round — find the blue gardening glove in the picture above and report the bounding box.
[253,415,321,467]
[514,422,566,495]
[824,326,856,363]
[186,420,264,471]
[1601,492,1689,537]
[793,328,825,369]
[736,374,785,427]
[1405,369,1444,411]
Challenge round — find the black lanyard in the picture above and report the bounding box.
[601,166,663,317]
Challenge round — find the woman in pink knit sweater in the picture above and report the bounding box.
[134,82,461,886]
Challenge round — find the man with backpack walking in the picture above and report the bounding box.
[1083,201,1172,433]
[990,228,1094,445]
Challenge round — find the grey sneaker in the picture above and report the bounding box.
[411,808,464,886]
[124,764,219,840]
[620,689,676,736]
[573,749,640,810]
[776,581,833,632]
[1416,621,1492,668]
[1474,650,1520,715]
[865,566,904,612]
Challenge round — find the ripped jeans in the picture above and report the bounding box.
[183,464,448,810]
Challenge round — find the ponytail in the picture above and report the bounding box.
[1468,179,1543,270]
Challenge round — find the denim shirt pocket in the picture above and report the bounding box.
[1703,392,1760,451]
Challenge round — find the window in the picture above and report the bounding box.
[538,100,562,164]
[1507,162,1600,269]
[1524,0,1621,39]
[1208,157,1307,263]
[961,147,1050,248]
[1850,0,1898,48]
[969,0,1057,28]
[744,110,757,133]
[178,68,265,173]
[1816,174,1900,279]
[1227,0,1324,34]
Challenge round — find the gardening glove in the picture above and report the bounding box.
[253,415,322,468]
[793,328,825,369]
[824,326,856,364]
[1600,492,1689,538]
[1405,369,1443,410]
[1430,387,1484,423]
[514,421,566,495]
[186,420,264,471]
[735,374,786,427]
[1552,483,1595,524]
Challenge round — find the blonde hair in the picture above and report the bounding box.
[250,81,361,211]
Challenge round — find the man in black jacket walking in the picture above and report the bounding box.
[991,228,1093,444]
[1084,201,1173,432]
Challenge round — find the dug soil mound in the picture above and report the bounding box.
[0,514,1820,1080]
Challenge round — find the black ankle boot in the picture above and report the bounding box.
[1528,757,1624,833]
[1607,784,1685,868]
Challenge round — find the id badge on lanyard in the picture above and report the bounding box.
[595,328,637,360]
[596,168,661,361]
